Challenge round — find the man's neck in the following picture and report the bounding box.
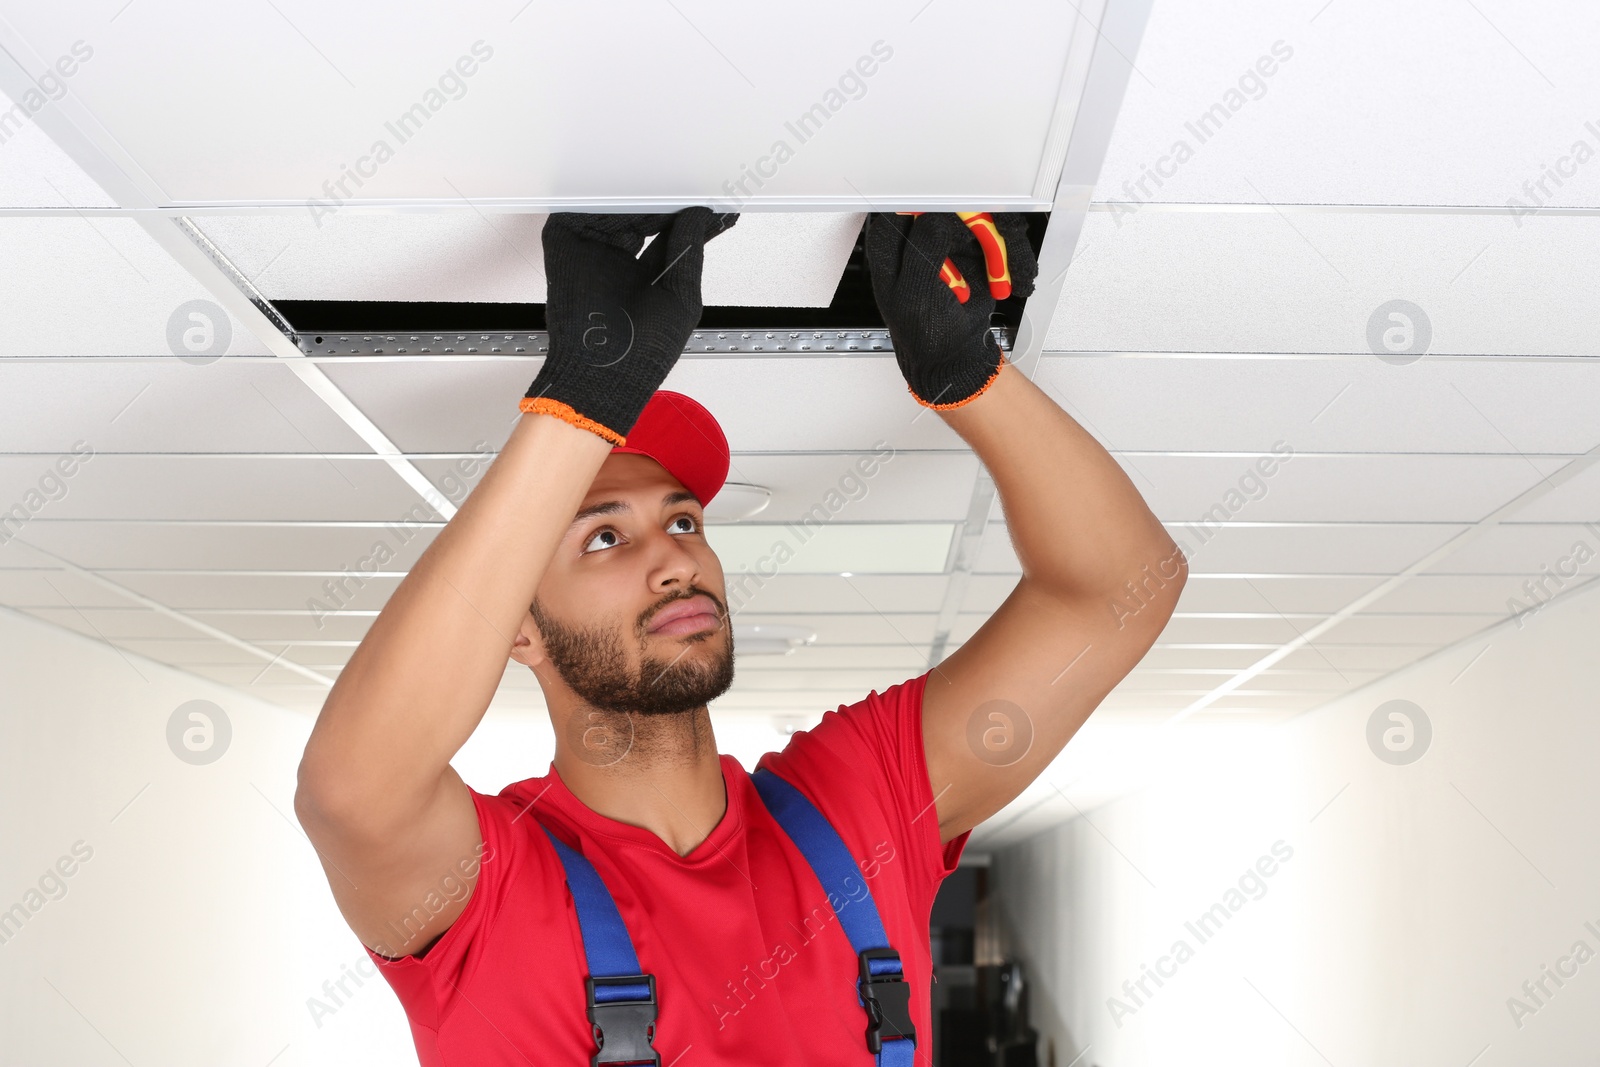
[554,707,727,857]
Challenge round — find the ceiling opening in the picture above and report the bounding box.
[273,212,1051,346]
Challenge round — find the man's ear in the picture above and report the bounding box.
[509,609,547,670]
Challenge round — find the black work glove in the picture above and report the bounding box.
[521,208,738,444]
[864,212,1038,410]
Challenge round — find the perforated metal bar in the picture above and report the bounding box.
[291,327,1012,357]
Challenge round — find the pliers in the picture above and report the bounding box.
[895,211,1015,303]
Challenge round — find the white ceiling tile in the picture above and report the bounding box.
[196,212,864,307]
[1318,612,1495,646]
[729,573,949,615]
[1113,669,1240,692]
[1168,574,1386,613]
[4,3,1079,205]
[666,356,972,452]
[977,522,1468,574]
[1118,453,1571,523]
[0,566,135,609]
[229,688,332,714]
[176,663,332,688]
[111,638,291,665]
[1089,692,1200,712]
[1047,212,1600,360]
[414,450,982,525]
[1515,462,1600,521]
[1138,614,1330,644]
[728,670,908,694]
[698,213,864,307]
[1365,573,1572,613]
[736,614,934,646]
[0,455,424,520]
[1232,673,1382,693]
[206,612,377,642]
[11,520,434,571]
[1099,0,1598,206]
[0,361,372,452]
[38,570,955,617]
[1032,352,1600,454]
[1139,646,1285,670]
[317,358,555,453]
[9,604,202,639]
[709,522,953,576]
[708,690,869,712]
[0,88,115,208]
[322,354,966,454]
[726,451,972,521]
[1199,692,1330,715]
[949,608,1331,646]
[707,667,928,694]
[106,572,402,612]
[1278,644,1429,671]
[1424,521,1600,575]
[961,573,1393,615]
[728,452,978,523]
[1126,668,1376,694]
[278,644,356,669]
[197,213,548,304]
[0,218,272,357]
[736,646,929,671]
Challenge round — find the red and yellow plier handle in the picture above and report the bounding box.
[896,211,1013,304]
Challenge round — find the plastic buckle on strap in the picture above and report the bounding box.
[857,948,916,1055]
[585,974,661,1067]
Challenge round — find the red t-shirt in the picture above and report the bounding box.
[366,668,971,1066]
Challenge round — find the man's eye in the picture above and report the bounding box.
[582,529,620,554]
[670,514,700,534]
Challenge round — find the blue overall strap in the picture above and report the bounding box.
[750,767,917,1067]
[539,825,662,1067]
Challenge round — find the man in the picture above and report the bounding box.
[295,208,1185,1065]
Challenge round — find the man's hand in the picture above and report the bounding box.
[523,208,738,445]
[863,211,1037,410]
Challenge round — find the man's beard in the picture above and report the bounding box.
[530,593,735,717]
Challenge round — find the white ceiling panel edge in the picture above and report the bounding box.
[1171,437,1600,723]
[0,37,457,521]
[0,22,160,206]
[1010,0,1154,379]
[5,538,333,687]
[920,0,1153,666]
[0,4,1104,212]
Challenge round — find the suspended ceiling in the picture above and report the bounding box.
[3,0,1599,846]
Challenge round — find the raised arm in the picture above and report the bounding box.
[294,208,736,955]
[864,212,1186,844]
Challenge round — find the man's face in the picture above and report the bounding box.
[519,453,734,717]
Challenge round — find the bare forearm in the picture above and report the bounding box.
[939,362,1181,600]
[299,412,611,815]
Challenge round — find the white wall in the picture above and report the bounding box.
[994,580,1600,1067]
[0,605,814,1066]
[0,606,420,1065]
[0,606,561,1065]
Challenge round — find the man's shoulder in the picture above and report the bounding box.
[462,771,564,840]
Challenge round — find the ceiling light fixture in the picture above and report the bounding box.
[704,483,772,522]
[733,623,817,656]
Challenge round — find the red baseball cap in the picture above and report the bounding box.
[609,390,730,508]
